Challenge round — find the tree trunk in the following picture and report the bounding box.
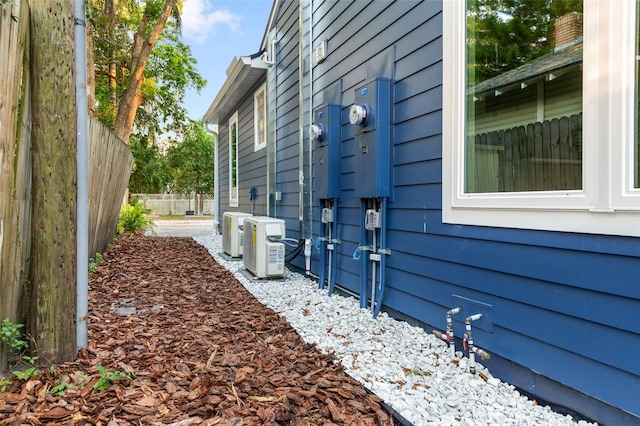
[29,0,78,364]
[113,0,177,143]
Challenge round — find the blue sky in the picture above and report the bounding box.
[180,0,274,121]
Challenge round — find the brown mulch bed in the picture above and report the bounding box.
[0,235,394,425]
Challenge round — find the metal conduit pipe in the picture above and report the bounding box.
[359,199,369,309]
[373,197,389,318]
[327,214,333,291]
[318,204,327,290]
[370,225,377,314]
[464,314,491,374]
[327,198,339,296]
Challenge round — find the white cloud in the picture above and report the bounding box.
[182,0,243,44]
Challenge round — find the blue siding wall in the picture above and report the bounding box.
[303,0,640,423]
[214,0,640,424]
[217,78,268,217]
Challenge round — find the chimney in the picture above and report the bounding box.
[554,12,583,51]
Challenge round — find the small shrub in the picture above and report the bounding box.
[94,365,134,390]
[1,318,29,356]
[89,252,102,275]
[12,355,39,381]
[117,203,154,234]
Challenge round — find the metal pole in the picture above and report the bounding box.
[74,0,89,349]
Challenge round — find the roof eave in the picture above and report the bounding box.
[203,55,267,125]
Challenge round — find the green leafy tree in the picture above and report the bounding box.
[128,134,171,193]
[88,0,205,142]
[136,22,206,136]
[467,0,583,84]
[166,121,215,196]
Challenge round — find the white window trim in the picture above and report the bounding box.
[442,0,640,237]
[229,111,239,208]
[254,83,267,151]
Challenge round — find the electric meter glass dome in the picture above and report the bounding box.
[309,124,324,142]
[349,104,368,126]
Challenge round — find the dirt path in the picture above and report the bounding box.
[0,235,393,425]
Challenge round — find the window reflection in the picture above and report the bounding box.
[466,1,583,193]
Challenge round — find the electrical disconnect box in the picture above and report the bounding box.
[365,209,381,230]
[222,212,251,258]
[242,216,286,279]
[349,77,392,198]
[321,207,334,223]
[311,103,342,200]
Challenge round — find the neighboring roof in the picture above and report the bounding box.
[202,51,267,125]
[470,41,583,97]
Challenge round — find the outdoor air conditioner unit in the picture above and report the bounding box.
[222,212,251,257]
[243,216,286,279]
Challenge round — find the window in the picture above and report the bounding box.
[443,0,640,237]
[229,111,239,207]
[254,83,267,151]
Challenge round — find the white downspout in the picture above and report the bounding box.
[74,0,89,350]
[205,124,219,234]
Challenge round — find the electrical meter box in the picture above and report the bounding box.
[350,77,392,198]
[311,103,342,200]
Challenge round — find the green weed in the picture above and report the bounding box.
[93,365,134,390]
[1,318,29,355]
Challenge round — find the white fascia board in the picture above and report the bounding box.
[203,55,267,125]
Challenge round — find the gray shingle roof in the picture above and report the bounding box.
[469,42,582,96]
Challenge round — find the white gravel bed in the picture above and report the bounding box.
[193,234,596,426]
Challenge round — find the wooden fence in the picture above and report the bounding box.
[0,0,32,369]
[0,0,132,369]
[468,114,582,193]
[89,117,134,256]
[132,193,214,216]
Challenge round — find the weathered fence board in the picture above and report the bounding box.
[0,0,32,368]
[88,116,134,257]
[469,113,582,192]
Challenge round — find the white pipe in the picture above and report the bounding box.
[204,124,219,234]
[327,224,333,293]
[370,228,377,313]
[262,40,278,66]
[446,306,461,358]
[465,314,488,374]
[74,0,89,350]
[304,238,311,274]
